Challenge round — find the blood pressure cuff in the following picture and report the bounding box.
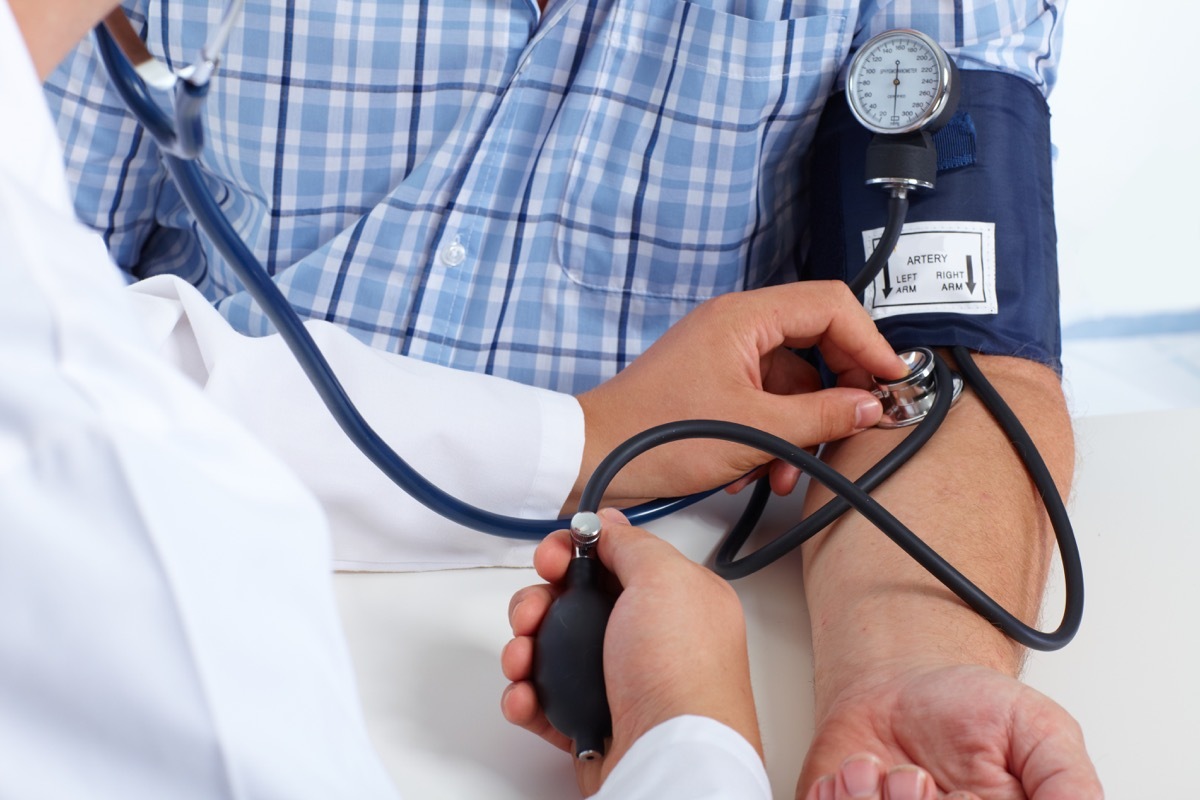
[804,69,1062,372]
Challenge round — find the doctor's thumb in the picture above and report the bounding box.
[592,509,692,586]
[765,386,883,447]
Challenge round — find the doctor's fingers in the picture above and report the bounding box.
[760,347,824,396]
[738,282,905,381]
[498,630,577,756]
[746,385,884,450]
[501,634,535,682]
[815,330,910,385]
[499,679,575,756]
[761,347,885,405]
[767,460,805,496]
[508,583,558,636]
[530,529,575,585]
[532,515,706,595]
[593,510,729,595]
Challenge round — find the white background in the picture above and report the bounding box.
[1051,0,1200,416]
[1052,0,1200,324]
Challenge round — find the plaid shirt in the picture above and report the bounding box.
[46,0,1064,394]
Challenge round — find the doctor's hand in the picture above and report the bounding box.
[568,281,906,512]
[797,663,1103,800]
[500,509,762,797]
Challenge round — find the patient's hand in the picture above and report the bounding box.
[798,663,1103,800]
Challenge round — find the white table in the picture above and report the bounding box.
[334,407,1200,798]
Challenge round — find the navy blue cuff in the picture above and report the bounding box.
[803,69,1062,373]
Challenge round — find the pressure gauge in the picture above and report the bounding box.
[846,29,958,135]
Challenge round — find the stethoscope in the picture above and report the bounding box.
[93,10,1083,761]
[92,3,706,539]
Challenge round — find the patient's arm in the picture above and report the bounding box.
[796,353,1103,798]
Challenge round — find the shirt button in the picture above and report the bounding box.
[441,241,467,267]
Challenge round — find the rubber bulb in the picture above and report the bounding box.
[532,556,617,759]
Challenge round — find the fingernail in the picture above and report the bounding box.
[884,767,927,800]
[509,600,525,633]
[855,397,882,428]
[812,775,835,800]
[841,756,881,797]
[598,508,628,525]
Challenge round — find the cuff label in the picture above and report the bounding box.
[860,221,997,320]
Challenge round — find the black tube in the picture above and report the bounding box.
[950,346,1084,648]
[579,354,1082,651]
[713,356,952,579]
[847,190,908,296]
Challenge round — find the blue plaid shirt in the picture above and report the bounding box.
[46,0,1064,394]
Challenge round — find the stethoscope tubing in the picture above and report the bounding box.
[94,24,708,540]
[579,355,1084,652]
[93,23,1083,651]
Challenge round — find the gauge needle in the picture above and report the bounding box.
[892,60,900,115]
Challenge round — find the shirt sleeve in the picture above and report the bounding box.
[849,0,1065,94]
[594,716,771,800]
[126,274,585,571]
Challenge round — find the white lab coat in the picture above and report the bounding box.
[127,273,581,570]
[0,3,770,797]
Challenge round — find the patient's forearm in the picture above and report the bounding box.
[800,353,1074,716]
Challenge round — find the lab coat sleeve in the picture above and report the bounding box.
[126,274,584,570]
[594,716,772,799]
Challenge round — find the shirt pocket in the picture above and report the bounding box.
[554,0,845,301]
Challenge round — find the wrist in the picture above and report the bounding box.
[565,388,619,514]
[809,594,1024,720]
[568,386,664,514]
[611,683,764,763]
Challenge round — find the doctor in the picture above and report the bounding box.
[0,0,915,795]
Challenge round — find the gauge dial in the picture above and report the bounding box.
[846,29,956,135]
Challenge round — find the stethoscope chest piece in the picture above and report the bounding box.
[873,347,963,428]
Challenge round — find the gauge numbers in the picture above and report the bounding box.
[847,29,954,135]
